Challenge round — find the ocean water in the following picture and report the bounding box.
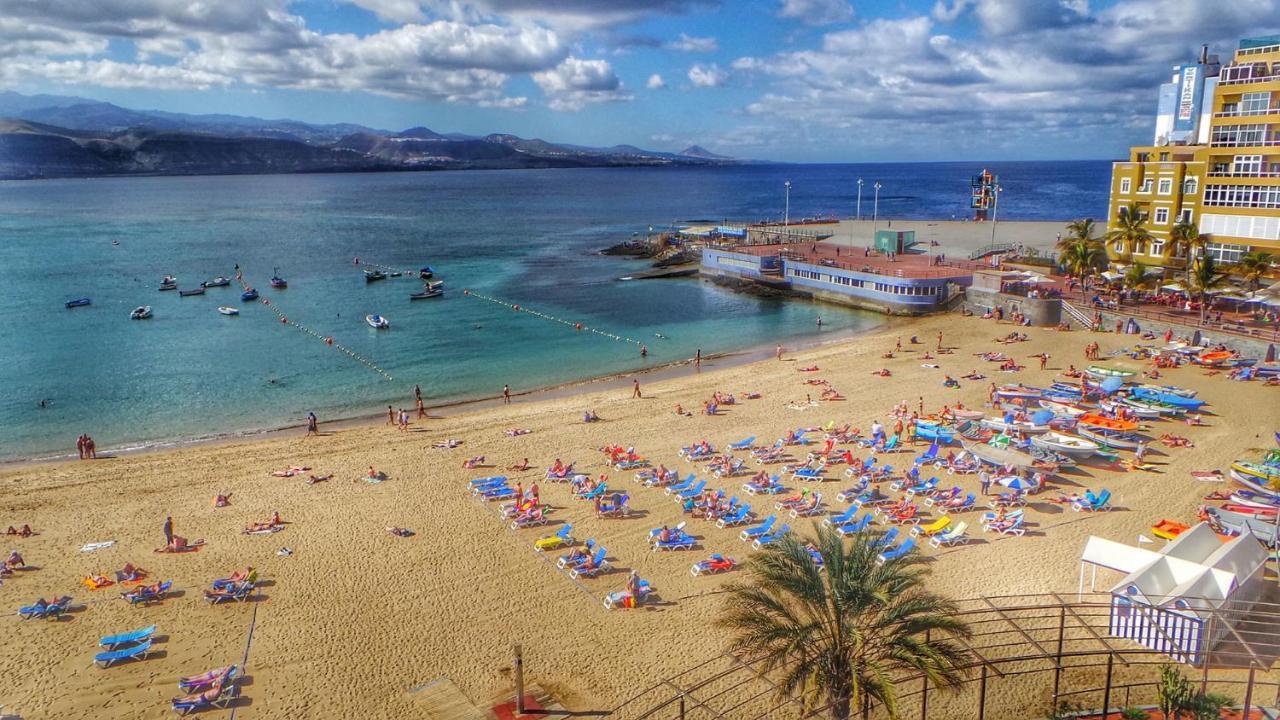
[0,161,1110,459]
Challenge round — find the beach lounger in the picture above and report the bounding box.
[835,513,873,537]
[823,505,858,528]
[467,475,506,488]
[869,527,900,549]
[654,531,696,552]
[910,515,952,537]
[743,476,785,495]
[876,537,916,565]
[790,494,825,518]
[930,521,969,548]
[879,436,901,453]
[172,680,240,716]
[18,595,73,620]
[603,579,654,609]
[980,509,1025,530]
[914,443,940,466]
[95,639,153,668]
[575,483,609,501]
[570,548,610,578]
[844,457,876,478]
[557,540,596,569]
[204,583,254,603]
[99,625,157,649]
[122,581,171,605]
[729,437,756,450]
[674,480,707,502]
[691,554,737,576]
[178,665,237,692]
[714,459,748,478]
[924,487,961,507]
[510,507,549,529]
[937,493,976,515]
[665,475,696,495]
[1072,489,1113,512]
[993,515,1027,536]
[790,462,825,482]
[739,515,776,542]
[535,524,573,552]
[716,504,753,528]
[212,569,257,590]
[751,523,791,550]
[544,465,576,482]
[480,486,517,501]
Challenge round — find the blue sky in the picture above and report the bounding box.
[1,0,1277,161]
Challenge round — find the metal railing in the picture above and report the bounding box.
[1219,74,1280,86]
[1213,107,1280,118]
[1061,298,1280,341]
[1060,299,1097,329]
[1206,170,1280,178]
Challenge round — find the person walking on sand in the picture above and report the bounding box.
[937,331,943,350]
[632,379,642,399]
[416,397,426,419]
[306,411,318,436]
[1039,353,1049,370]
[895,337,902,353]
[85,436,96,459]
[695,348,701,370]
[503,384,511,404]
[163,516,174,547]
[76,434,86,460]
[387,405,395,425]
[776,344,783,361]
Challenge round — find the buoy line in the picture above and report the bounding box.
[462,289,645,348]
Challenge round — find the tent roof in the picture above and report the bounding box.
[1080,536,1158,574]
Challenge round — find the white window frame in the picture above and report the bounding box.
[1119,178,1132,194]
[1153,207,1170,224]
[1205,242,1247,264]
[1151,237,1165,255]
[1157,178,1173,195]
[1183,177,1198,195]
[1178,208,1194,224]
[1138,178,1153,194]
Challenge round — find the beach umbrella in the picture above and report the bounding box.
[999,476,1034,490]
[1031,410,1054,425]
[1101,270,1124,282]
[1100,377,1125,394]
[1161,281,1187,292]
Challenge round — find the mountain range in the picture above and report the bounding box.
[0,91,737,180]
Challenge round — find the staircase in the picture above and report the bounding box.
[1059,299,1096,329]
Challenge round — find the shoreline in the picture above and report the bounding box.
[1,313,895,468]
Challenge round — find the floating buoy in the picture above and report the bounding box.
[575,323,582,330]
[281,317,288,324]
[325,337,334,345]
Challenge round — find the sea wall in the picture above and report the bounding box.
[963,287,1063,326]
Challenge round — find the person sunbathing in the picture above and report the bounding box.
[462,455,485,469]
[583,410,600,422]
[872,369,892,377]
[85,573,112,588]
[386,527,415,537]
[505,428,531,436]
[214,493,231,508]
[5,525,33,537]
[943,375,959,388]
[270,465,310,478]
[306,474,331,485]
[508,458,531,471]
[5,550,24,570]
[116,563,145,582]
[433,439,462,449]
[564,546,591,565]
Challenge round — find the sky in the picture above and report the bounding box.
[1,0,1277,162]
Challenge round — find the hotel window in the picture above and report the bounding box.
[1157,178,1173,195]
[1154,207,1169,224]
[1204,184,1280,209]
[1138,179,1153,193]
[1233,155,1263,174]
[1151,238,1165,255]
[1212,124,1266,146]
[1205,242,1247,264]
[1119,178,1132,194]
[1178,208,1193,224]
[1134,238,1148,255]
[1182,177,1198,194]
[1241,91,1271,113]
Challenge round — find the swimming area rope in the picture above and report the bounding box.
[462,289,645,348]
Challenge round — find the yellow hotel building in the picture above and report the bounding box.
[1107,36,1280,270]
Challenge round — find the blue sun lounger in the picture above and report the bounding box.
[18,595,73,620]
[95,638,153,668]
[716,504,753,528]
[751,523,791,550]
[172,680,240,716]
[823,506,858,528]
[869,527,900,549]
[467,475,506,488]
[729,437,756,450]
[739,514,776,542]
[675,480,707,502]
[569,547,609,578]
[99,625,157,649]
[914,442,940,466]
[654,531,696,551]
[876,537,916,565]
[835,513,873,537]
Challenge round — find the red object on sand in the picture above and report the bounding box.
[490,695,544,720]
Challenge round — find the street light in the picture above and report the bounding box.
[784,180,792,227]
[872,182,882,237]
[856,178,863,222]
[989,184,1003,250]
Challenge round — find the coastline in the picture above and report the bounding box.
[0,314,894,468]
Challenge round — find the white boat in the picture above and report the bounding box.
[1038,399,1088,418]
[1030,432,1099,461]
[217,306,239,316]
[1077,426,1145,450]
[202,276,231,288]
[1099,398,1162,419]
[130,305,152,320]
[366,314,390,329]
[979,417,1050,435]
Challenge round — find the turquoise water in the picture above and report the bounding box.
[0,162,1109,459]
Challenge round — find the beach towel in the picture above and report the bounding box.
[1190,470,1225,482]
[81,540,116,553]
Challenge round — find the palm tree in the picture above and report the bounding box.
[1059,218,1096,253]
[1059,237,1107,301]
[1187,254,1231,324]
[1168,221,1204,281]
[1123,261,1155,293]
[1105,204,1151,259]
[1235,251,1274,292]
[719,525,972,720]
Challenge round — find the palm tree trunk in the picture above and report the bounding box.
[828,686,852,720]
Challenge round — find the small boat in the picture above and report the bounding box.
[1230,461,1280,485]
[364,269,387,283]
[366,314,389,329]
[1031,432,1098,461]
[1131,387,1205,409]
[1223,503,1278,517]
[1135,383,1196,399]
[1038,399,1089,418]
[979,417,1050,434]
[217,306,239,316]
[1200,506,1278,547]
[1085,363,1137,379]
[961,440,1038,470]
[1076,425,1145,450]
[950,409,986,420]
[241,288,259,302]
[159,275,178,291]
[65,297,91,308]
[1151,519,1189,540]
[1229,468,1280,498]
[914,420,955,443]
[994,385,1045,400]
[179,287,206,297]
[1118,396,1183,417]
[1077,413,1137,432]
[130,305,152,319]
[202,276,230,288]
[1196,350,1233,365]
[1099,398,1162,420]
[419,266,435,279]
[270,268,287,289]
[1228,490,1280,510]
[410,281,444,300]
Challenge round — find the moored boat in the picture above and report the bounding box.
[419,266,435,279]
[159,275,178,291]
[179,287,206,297]
[217,306,239,316]
[270,268,287,288]
[410,280,444,300]
[65,297,91,308]
[1086,363,1137,379]
[130,305,152,319]
[241,288,259,302]
[1131,387,1205,409]
[1031,431,1099,461]
[1076,425,1145,450]
[364,269,387,283]
[366,314,389,329]
[202,276,230,288]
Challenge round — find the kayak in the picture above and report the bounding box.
[1077,413,1137,432]
[1131,387,1205,409]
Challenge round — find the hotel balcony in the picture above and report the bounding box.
[1205,170,1280,178]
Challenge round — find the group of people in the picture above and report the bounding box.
[75,434,97,459]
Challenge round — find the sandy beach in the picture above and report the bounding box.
[3,310,1278,719]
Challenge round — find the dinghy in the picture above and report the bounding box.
[217,306,239,316]
[1031,431,1099,461]
[1076,425,1145,450]
[1131,387,1205,409]
[202,276,230,288]
[241,288,259,301]
[65,297,91,308]
[130,305,152,320]
[179,287,205,297]
[1086,363,1137,379]
[270,268,287,288]
[366,314,390,329]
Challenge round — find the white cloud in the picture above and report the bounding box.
[1,58,231,91]
[777,0,854,26]
[347,0,426,23]
[646,73,666,89]
[665,32,718,52]
[972,0,1089,36]
[533,56,632,110]
[687,62,727,87]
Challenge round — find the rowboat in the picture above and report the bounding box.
[366,314,390,329]
[364,269,387,283]
[994,385,1044,400]
[65,297,91,308]
[130,305,152,319]
[1229,469,1280,499]
[950,409,985,420]
[1086,363,1137,379]
[1131,387,1205,409]
[179,287,205,297]
[217,306,239,316]
[1077,413,1137,432]
[270,268,287,289]
[1200,506,1278,547]
[1135,384,1196,399]
[1031,432,1099,461]
[1230,461,1280,485]
[1117,396,1183,417]
[202,276,230,288]
[961,441,1038,470]
[914,421,955,443]
[241,288,259,301]
[1196,350,1233,365]
[1077,425,1145,450]
[980,417,1050,435]
[1100,398,1161,419]
[410,281,444,300]
[1038,399,1089,418]
[1228,490,1280,510]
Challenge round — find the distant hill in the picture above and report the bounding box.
[0,91,741,179]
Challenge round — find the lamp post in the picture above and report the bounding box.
[872,182,882,237]
[989,184,1003,251]
[784,180,792,227]
[856,178,863,221]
